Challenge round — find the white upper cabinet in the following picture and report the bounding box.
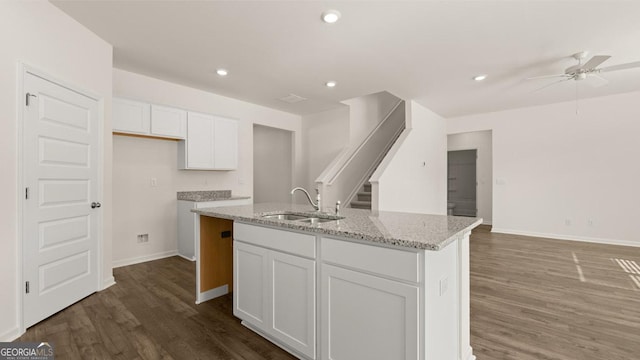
[113,98,186,140]
[178,111,238,170]
[150,104,186,139]
[112,98,150,135]
[184,111,215,169]
[214,116,238,170]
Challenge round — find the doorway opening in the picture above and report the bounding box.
[447,149,477,217]
[253,125,293,203]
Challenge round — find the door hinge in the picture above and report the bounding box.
[25,281,30,294]
[25,187,29,199]
[26,92,37,106]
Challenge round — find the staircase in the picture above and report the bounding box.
[350,183,372,209]
[316,94,406,213]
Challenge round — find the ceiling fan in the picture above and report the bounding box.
[527,51,640,91]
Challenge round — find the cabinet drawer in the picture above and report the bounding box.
[234,223,316,259]
[321,237,420,283]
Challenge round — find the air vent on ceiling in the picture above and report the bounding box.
[279,93,307,104]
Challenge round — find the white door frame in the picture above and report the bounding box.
[16,63,105,334]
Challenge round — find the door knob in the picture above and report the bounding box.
[91,202,101,209]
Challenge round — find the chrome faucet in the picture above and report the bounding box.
[335,201,341,216]
[291,187,321,211]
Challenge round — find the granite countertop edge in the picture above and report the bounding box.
[178,195,252,202]
[192,203,482,251]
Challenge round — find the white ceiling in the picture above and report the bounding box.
[52,1,640,118]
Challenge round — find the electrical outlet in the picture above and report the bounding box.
[137,234,149,243]
[565,219,572,226]
[150,178,157,187]
[587,219,594,227]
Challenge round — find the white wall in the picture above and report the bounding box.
[301,106,350,195]
[342,91,400,145]
[448,91,640,246]
[112,69,302,265]
[253,125,293,203]
[0,2,113,340]
[373,101,447,214]
[448,131,493,224]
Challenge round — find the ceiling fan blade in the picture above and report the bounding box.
[580,55,611,70]
[526,73,570,80]
[580,55,611,69]
[534,78,571,92]
[599,60,640,73]
[586,74,609,88]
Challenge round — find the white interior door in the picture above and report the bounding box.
[23,71,100,328]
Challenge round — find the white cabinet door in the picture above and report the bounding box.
[234,241,269,331]
[112,98,150,135]
[151,104,186,139]
[269,251,316,359]
[180,112,238,170]
[321,264,419,360]
[214,116,238,169]
[185,111,215,169]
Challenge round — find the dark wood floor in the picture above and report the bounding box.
[470,225,640,360]
[18,255,296,360]
[19,227,640,359]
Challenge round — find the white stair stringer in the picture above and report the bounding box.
[316,97,406,211]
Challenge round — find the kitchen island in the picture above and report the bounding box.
[193,203,481,360]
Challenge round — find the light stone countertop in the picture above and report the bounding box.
[177,190,251,202]
[192,202,482,251]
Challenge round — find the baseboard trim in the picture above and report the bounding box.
[491,228,639,248]
[177,254,196,262]
[196,285,229,304]
[0,326,22,342]
[112,250,179,268]
[101,276,116,290]
[240,321,307,360]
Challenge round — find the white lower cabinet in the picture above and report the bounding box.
[320,264,419,360]
[320,236,420,360]
[234,241,269,330]
[232,224,444,360]
[269,250,316,358]
[233,223,316,359]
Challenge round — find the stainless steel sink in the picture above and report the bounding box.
[297,217,338,224]
[261,213,309,221]
[260,212,344,224]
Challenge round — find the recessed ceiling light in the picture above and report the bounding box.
[473,74,487,81]
[216,68,228,76]
[325,81,337,88]
[321,10,341,24]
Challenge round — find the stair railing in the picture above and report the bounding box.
[315,100,405,209]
